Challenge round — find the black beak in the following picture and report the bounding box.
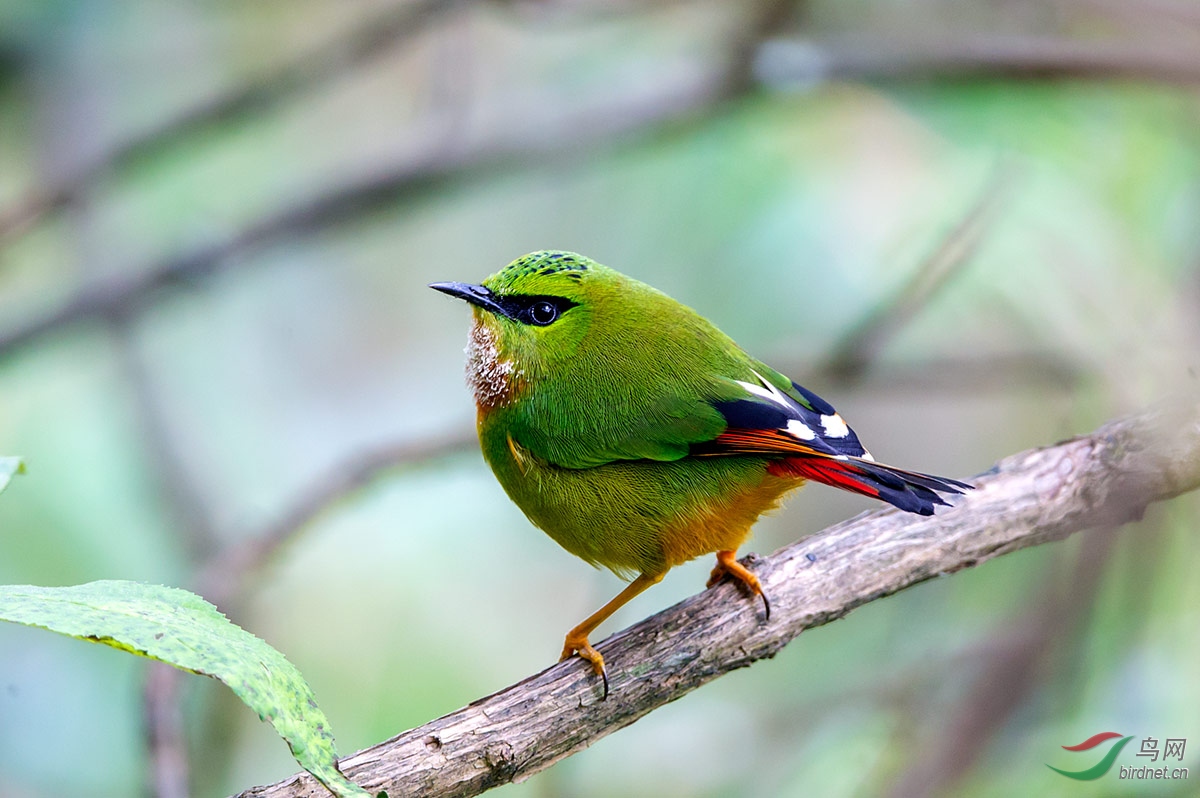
[429,282,507,316]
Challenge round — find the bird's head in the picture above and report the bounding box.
[431,251,612,409]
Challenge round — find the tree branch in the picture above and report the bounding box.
[234,400,1200,798]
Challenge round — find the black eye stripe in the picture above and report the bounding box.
[495,294,578,326]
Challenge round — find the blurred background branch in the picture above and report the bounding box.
[5,5,1200,362]
[822,165,1012,382]
[0,0,469,241]
[884,523,1122,797]
[755,35,1200,88]
[196,430,479,610]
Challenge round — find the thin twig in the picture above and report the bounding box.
[106,312,221,561]
[233,400,1200,798]
[756,34,1200,88]
[197,430,479,608]
[823,168,1012,381]
[140,430,478,794]
[143,661,190,798]
[108,312,219,798]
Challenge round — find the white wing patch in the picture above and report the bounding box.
[821,413,850,438]
[730,369,871,459]
[735,370,794,411]
[785,419,816,440]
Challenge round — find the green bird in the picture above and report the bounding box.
[432,251,968,696]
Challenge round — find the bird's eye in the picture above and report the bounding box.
[526,301,559,326]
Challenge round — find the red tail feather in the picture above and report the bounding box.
[769,457,881,499]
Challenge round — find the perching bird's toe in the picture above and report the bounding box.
[561,634,609,700]
[708,549,771,621]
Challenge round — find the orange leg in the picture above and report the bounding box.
[561,571,664,699]
[707,550,770,620]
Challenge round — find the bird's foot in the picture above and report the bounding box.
[707,550,771,621]
[560,633,610,700]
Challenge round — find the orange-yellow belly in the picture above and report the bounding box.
[657,471,801,568]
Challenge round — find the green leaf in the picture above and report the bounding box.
[0,457,25,495]
[0,580,369,798]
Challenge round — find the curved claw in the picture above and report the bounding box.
[708,550,771,621]
[561,637,610,700]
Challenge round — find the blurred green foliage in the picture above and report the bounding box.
[1,1,1198,797]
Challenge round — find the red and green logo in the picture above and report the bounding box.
[1047,732,1135,780]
